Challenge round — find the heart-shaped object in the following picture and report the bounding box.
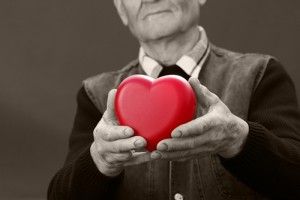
[115,75,196,151]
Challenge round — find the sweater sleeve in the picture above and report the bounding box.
[47,86,123,200]
[220,59,300,199]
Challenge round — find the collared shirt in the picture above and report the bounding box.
[138,26,210,78]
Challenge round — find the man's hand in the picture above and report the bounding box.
[151,77,249,160]
[91,89,151,177]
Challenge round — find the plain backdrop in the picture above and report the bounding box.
[0,0,299,199]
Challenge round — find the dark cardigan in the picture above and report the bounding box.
[48,59,300,200]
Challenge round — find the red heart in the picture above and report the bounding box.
[115,75,196,151]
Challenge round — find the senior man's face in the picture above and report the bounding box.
[114,0,206,42]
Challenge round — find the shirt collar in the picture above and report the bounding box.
[139,26,210,78]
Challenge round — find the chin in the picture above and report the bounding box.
[138,22,182,42]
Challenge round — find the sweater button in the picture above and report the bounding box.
[174,193,183,200]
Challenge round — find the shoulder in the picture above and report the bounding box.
[82,59,139,112]
[209,44,281,91]
[210,44,273,66]
[263,58,292,80]
[75,86,102,119]
[255,58,296,97]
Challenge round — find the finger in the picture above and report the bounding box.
[104,89,118,123]
[171,113,216,138]
[160,128,219,151]
[104,152,133,164]
[188,77,219,107]
[133,147,148,152]
[95,124,134,141]
[107,136,147,153]
[156,137,203,152]
[151,149,209,161]
[124,152,151,166]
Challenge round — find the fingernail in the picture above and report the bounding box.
[124,128,133,136]
[172,130,182,138]
[151,151,162,159]
[134,139,145,147]
[157,143,168,151]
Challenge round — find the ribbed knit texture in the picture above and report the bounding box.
[48,59,300,199]
[47,87,124,200]
[220,59,300,199]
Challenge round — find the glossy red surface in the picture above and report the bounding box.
[115,75,196,151]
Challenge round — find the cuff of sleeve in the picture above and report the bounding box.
[71,145,124,197]
[219,121,277,178]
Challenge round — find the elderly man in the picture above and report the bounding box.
[48,0,300,199]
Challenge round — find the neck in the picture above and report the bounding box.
[140,26,200,66]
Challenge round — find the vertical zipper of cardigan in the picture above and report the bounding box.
[169,160,172,200]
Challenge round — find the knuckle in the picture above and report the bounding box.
[103,154,114,165]
[95,143,105,154]
[121,153,132,160]
[111,143,121,153]
[103,125,117,141]
[101,126,111,139]
[201,121,210,132]
[110,146,118,153]
[119,127,128,136]
[121,143,131,152]
[102,132,111,141]
[226,117,237,129]
[178,126,187,136]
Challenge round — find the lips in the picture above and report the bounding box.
[143,10,171,19]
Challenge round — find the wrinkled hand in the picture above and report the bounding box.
[91,89,151,177]
[151,77,249,160]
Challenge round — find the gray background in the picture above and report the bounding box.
[0,0,299,199]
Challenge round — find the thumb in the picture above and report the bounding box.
[188,77,219,108]
[104,89,119,124]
